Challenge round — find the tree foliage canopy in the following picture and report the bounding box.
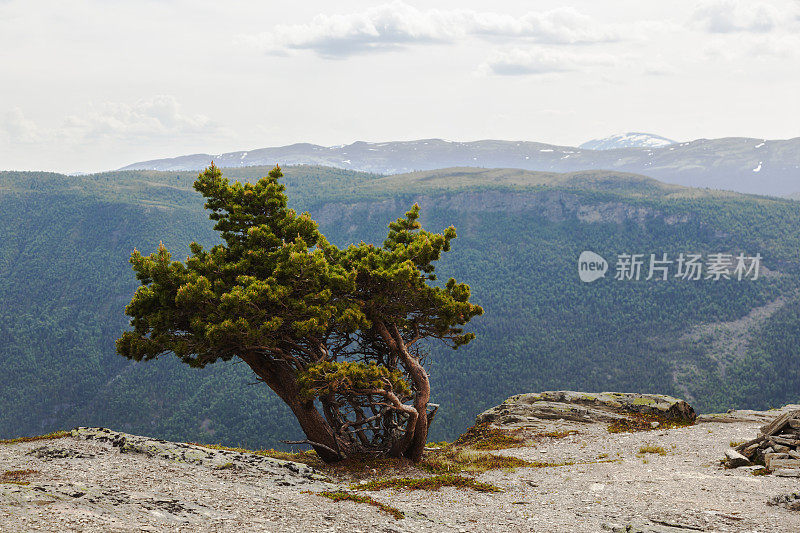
[117,164,482,461]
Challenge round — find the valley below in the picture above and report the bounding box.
[2,165,800,451]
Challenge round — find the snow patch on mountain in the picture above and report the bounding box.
[580,132,676,150]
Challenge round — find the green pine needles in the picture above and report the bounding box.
[117,164,482,463]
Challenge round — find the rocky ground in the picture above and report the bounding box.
[2,394,800,532]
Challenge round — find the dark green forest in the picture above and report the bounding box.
[1,165,799,449]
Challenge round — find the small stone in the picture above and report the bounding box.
[724,448,751,468]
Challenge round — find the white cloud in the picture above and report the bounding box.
[478,48,618,76]
[692,0,787,33]
[2,95,225,152]
[703,32,800,61]
[241,2,617,58]
[61,95,213,141]
[1,108,41,143]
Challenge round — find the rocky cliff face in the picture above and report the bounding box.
[313,190,690,228]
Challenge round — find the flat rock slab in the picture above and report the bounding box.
[71,427,331,489]
[698,404,800,424]
[0,482,226,523]
[476,391,695,428]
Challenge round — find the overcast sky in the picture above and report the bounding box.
[1,0,798,173]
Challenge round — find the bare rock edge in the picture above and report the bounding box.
[4,392,800,532]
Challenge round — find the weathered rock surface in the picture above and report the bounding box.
[603,521,713,532]
[71,427,328,487]
[476,391,696,428]
[3,404,800,531]
[768,492,800,511]
[698,404,800,424]
[27,445,95,460]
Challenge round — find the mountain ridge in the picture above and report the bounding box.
[118,137,800,197]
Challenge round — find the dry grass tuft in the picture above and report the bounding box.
[354,473,502,493]
[319,490,404,519]
[533,430,579,440]
[638,445,667,456]
[1,469,38,485]
[0,431,71,445]
[420,447,533,474]
[452,424,526,450]
[608,414,694,433]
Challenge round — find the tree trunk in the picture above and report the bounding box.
[240,353,344,463]
[377,322,431,462]
[398,346,430,462]
[284,397,345,463]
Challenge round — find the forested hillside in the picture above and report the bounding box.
[2,165,799,448]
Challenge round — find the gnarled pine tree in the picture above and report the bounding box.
[117,164,482,462]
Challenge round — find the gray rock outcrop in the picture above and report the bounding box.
[476,391,696,428]
[71,427,330,488]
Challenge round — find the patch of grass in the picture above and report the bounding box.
[524,458,621,469]
[452,424,526,450]
[420,447,534,474]
[608,413,694,433]
[535,430,579,440]
[319,490,404,520]
[638,445,667,456]
[0,431,71,445]
[213,462,235,470]
[354,473,502,493]
[1,469,38,485]
[729,440,745,448]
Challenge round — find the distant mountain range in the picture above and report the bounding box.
[120,136,800,197]
[579,132,676,150]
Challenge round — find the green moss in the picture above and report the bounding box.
[631,397,658,406]
[354,474,503,493]
[319,491,404,519]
